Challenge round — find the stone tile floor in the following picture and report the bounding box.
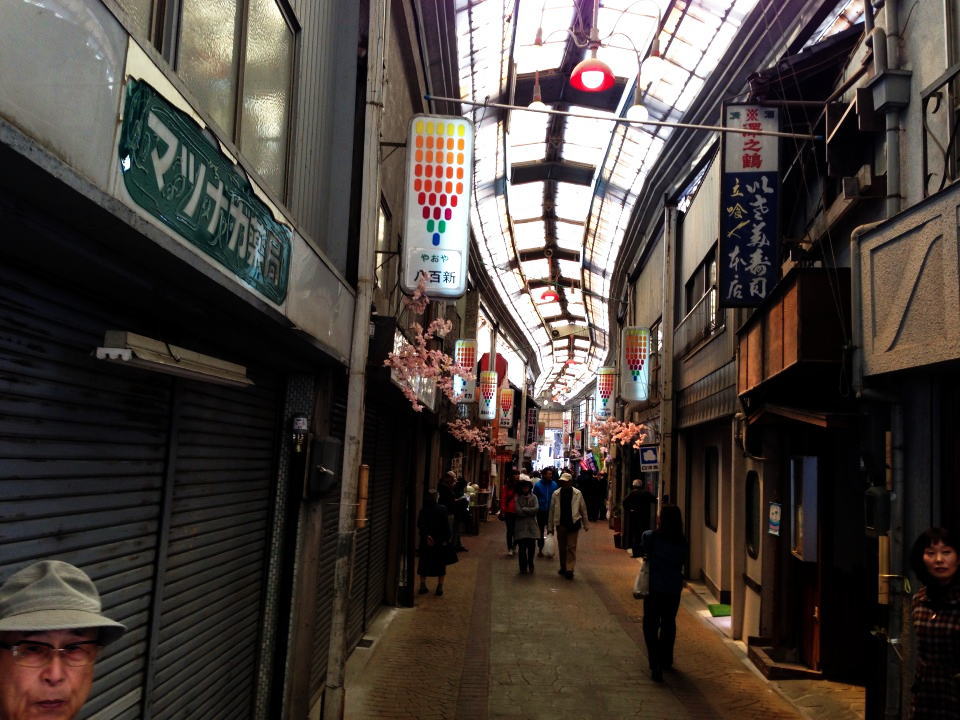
[341,518,865,720]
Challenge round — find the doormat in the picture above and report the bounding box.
[707,603,731,617]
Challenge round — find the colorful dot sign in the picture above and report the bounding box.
[478,370,498,421]
[402,115,474,299]
[594,367,616,418]
[453,339,477,402]
[498,388,514,428]
[620,327,650,402]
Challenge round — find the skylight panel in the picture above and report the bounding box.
[521,257,551,279]
[513,219,546,250]
[538,301,562,317]
[554,220,584,250]
[508,181,545,219]
[557,258,581,278]
[555,182,593,218]
[509,111,549,149]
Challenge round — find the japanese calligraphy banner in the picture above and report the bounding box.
[401,115,473,299]
[478,371,498,420]
[621,327,650,402]
[594,367,616,419]
[525,407,539,445]
[118,79,292,305]
[498,388,514,428]
[453,339,477,402]
[719,105,780,307]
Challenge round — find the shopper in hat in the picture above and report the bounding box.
[0,560,126,720]
[547,472,589,579]
[513,475,540,574]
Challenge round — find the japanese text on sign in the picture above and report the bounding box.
[719,105,779,307]
[118,80,291,304]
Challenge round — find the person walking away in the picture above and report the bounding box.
[500,470,519,556]
[908,527,960,718]
[547,472,589,579]
[417,490,451,596]
[0,560,126,720]
[533,468,559,557]
[514,476,539,574]
[641,504,686,682]
[623,479,656,558]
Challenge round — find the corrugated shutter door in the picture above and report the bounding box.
[364,410,395,624]
[345,411,378,647]
[0,266,168,720]
[310,388,348,696]
[150,379,279,719]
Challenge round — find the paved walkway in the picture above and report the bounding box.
[341,518,864,720]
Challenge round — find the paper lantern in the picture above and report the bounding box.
[453,339,477,402]
[478,370,498,420]
[594,366,616,418]
[498,388,514,428]
[621,327,650,402]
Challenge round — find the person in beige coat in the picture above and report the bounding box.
[547,472,589,579]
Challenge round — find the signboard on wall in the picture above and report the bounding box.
[621,327,650,402]
[401,115,473,298]
[594,367,616,418]
[498,388,514,428]
[453,339,477,402]
[719,104,779,307]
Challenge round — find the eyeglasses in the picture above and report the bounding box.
[0,641,101,668]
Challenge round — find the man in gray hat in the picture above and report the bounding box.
[0,560,125,720]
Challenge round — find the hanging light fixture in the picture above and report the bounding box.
[570,53,616,92]
[528,69,548,111]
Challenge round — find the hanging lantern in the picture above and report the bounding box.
[478,370,498,420]
[453,339,477,402]
[621,327,650,402]
[499,387,514,428]
[594,366,616,418]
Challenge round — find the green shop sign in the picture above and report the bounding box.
[118,79,291,304]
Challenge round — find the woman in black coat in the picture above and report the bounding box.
[908,527,960,719]
[417,490,451,596]
[641,504,686,682]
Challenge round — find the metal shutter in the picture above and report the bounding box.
[310,388,348,695]
[149,379,279,719]
[363,409,395,625]
[0,266,169,720]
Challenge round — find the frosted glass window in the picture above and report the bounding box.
[240,0,293,195]
[116,0,153,39]
[178,0,242,136]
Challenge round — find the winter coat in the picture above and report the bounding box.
[514,492,540,541]
[910,581,960,719]
[547,486,589,532]
[500,482,517,515]
[642,529,686,596]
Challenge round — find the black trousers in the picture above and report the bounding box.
[503,513,516,550]
[536,510,549,549]
[517,538,536,571]
[642,591,682,672]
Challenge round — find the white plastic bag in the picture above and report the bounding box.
[633,558,650,599]
[542,533,557,558]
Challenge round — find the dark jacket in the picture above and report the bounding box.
[910,581,960,719]
[642,529,685,595]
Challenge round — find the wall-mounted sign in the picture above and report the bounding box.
[639,444,660,472]
[498,388,514,428]
[118,79,291,305]
[768,502,782,536]
[478,370,498,420]
[525,407,539,445]
[621,327,650,402]
[719,104,779,307]
[594,367,616,418]
[401,115,473,299]
[453,339,477,402]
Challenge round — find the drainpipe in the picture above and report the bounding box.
[322,0,389,717]
[659,204,678,513]
[884,0,902,218]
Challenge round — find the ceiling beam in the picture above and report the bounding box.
[511,160,595,186]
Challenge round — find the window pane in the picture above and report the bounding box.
[116,0,153,39]
[240,0,293,196]
[179,0,241,136]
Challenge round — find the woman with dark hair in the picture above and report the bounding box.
[417,490,451,596]
[907,527,959,718]
[641,504,686,682]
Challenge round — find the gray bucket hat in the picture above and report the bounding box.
[0,561,126,645]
